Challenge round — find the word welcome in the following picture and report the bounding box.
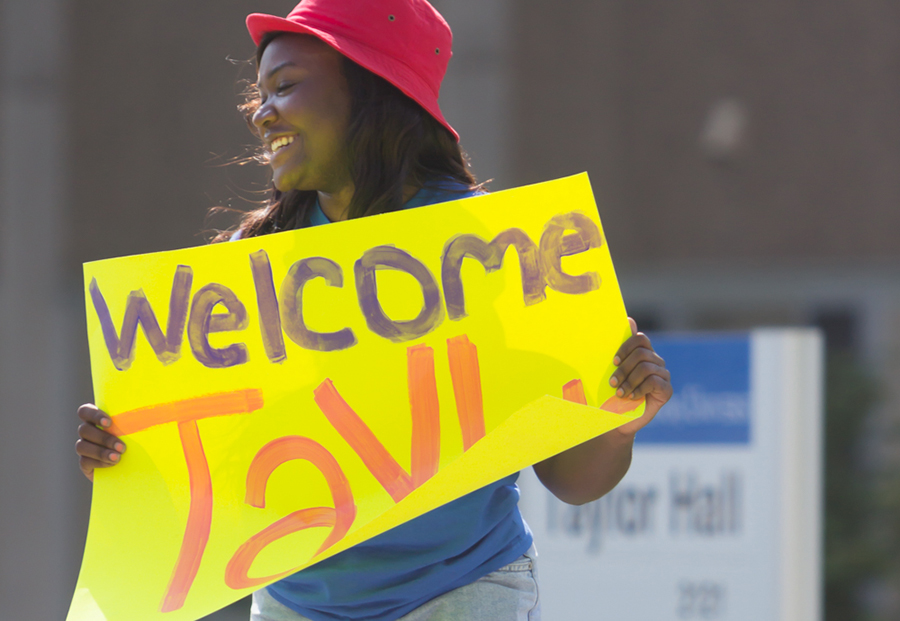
[89,212,602,371]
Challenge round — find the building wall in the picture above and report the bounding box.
[510,0,900,264]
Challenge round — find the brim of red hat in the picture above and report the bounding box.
[246,13,459,142]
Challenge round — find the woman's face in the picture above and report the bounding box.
[252,34,353,194]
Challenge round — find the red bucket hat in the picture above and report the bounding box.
[246,0,459,141]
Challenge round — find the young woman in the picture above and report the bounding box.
[75,1,673,619]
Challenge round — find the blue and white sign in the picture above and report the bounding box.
[519,329,823,621]
[636,335,750,445]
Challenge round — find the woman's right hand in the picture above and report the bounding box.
[76,404,126,482]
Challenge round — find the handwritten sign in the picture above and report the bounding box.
[67,173,644,621]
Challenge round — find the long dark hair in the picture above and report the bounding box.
[213,32,479,242]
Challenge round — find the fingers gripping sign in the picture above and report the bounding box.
[76,404,126,481]
[610,318,673,436]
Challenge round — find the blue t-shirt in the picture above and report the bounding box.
[264,182,534,621]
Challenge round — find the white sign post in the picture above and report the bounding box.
[520,329,823,620]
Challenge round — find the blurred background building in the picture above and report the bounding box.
[1,0,898,618]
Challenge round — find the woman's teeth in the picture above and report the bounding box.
[271,136,295,152]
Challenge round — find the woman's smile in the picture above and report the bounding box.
[269,135,296,153]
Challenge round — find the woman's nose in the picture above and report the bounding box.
[252,99,277,130]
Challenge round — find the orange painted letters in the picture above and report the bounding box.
[225,437,356,589]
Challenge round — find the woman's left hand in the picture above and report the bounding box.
[609,317,673,436]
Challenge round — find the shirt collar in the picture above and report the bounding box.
[310,179,478,227]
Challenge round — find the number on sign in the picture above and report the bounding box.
[677,580,726,619]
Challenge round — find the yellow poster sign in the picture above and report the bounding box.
[67,173,644,621]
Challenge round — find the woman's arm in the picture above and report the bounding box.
[533,318,672,505]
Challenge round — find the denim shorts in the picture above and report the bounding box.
[250,546,541,621]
